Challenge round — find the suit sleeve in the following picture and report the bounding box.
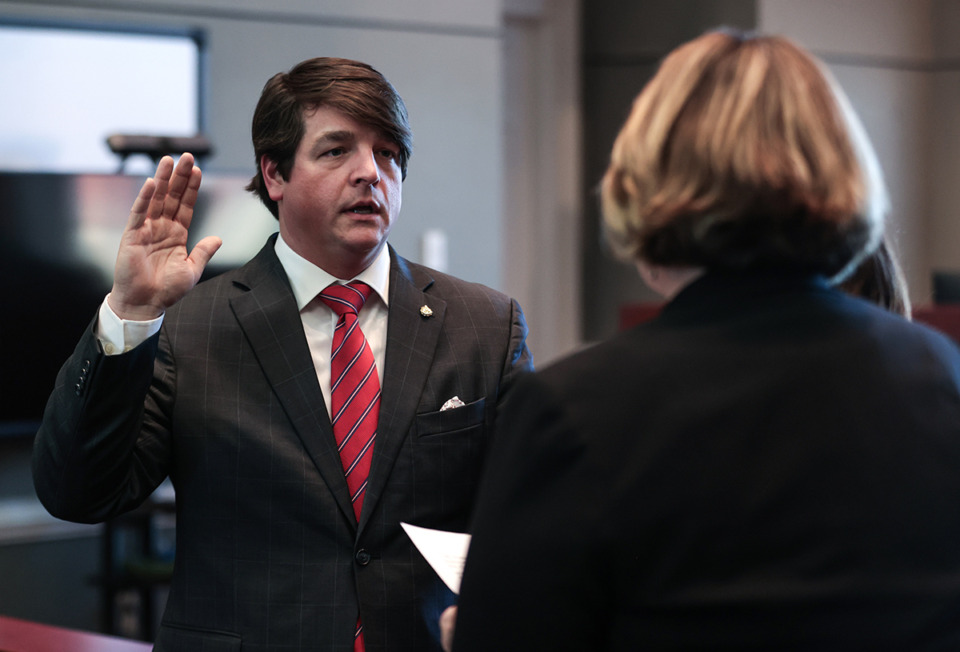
[453,372,609,651]
[498,297,535,395]
[32,319,172,523]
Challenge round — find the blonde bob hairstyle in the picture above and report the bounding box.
[601,29,887,279]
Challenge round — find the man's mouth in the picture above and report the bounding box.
[346,201,379,215]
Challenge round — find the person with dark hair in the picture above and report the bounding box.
[447,29,960,650]
[839,236,912,318]
[245,58,414,221]
[32,57,532,652]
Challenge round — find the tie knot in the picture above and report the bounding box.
[319,281,372,317]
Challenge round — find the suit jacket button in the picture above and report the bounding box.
[355,549,371,566]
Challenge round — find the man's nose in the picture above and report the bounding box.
[352,149,381,186]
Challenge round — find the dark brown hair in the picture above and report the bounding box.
[245,57,413,219]
[840,236,912,318]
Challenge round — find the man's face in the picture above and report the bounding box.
[264,105,402,277]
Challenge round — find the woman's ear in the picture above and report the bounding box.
[260,155,285,202]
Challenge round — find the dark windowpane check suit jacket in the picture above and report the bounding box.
[33,235,533,651]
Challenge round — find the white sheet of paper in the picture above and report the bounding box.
[401,522,472,594]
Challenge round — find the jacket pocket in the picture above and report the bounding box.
[415,397,486,437]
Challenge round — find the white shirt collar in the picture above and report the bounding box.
[274,233,391,311]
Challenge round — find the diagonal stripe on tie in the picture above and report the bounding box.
[332,363,379,426]
[336,390,380,455]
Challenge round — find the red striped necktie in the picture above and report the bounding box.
[319,281,381,651]
[318,281,381,519]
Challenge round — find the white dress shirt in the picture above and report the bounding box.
[274,234,390,418]
[96,233,390,419]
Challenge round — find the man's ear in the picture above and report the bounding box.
[261,155,284,201]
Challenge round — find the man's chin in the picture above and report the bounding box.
[344,234,388,259]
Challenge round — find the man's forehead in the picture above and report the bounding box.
[302,106,390,141]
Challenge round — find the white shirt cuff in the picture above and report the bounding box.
[96,294,164,356]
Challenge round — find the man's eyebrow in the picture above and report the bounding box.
[309,130,356,152]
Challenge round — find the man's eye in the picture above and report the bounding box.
[379,149,398,159]
[323,147,345,157]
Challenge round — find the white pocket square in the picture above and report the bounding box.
[440,396,465,411]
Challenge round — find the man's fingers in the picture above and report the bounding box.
[166,153,196,202]
[126,177,157,230]
[176,166,203,228]
[439,606,457,652]
[147,155,176,219]
[162,153,201,222]
[189,236,223,271]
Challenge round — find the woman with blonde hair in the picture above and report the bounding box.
[449,29,960,651]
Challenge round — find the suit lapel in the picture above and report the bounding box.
[359,250,446,532]
[229,239,357,527]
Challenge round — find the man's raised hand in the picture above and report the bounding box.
[108,153,222,320]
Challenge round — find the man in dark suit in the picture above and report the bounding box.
[32,57,532,652]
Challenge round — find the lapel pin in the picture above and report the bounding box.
[420,305,433,318]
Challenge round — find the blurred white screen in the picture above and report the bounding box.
[0,24,199,174]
